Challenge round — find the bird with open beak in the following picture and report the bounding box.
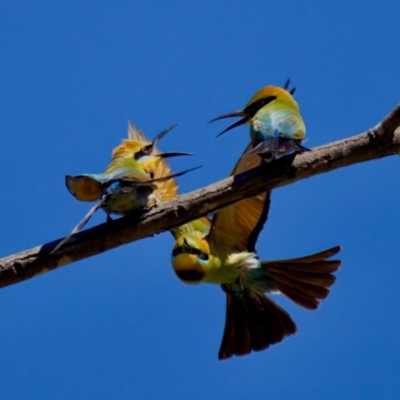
[51,123,199,253]
[210,80,309,160]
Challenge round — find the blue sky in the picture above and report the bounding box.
[1,1,400,399]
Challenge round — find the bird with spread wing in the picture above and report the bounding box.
[171,143,341,360]
[51,122,199,253]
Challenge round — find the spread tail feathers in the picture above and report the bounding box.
[261,246,342,310]
[218,246,341,359]
[218,287,297,360]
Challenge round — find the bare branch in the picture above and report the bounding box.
[1,104,400,289]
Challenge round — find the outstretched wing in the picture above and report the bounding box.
[207,143,270,253]
[66,120,150,203]
[65,174,103,201]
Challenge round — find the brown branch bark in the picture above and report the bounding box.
[1,104,400,289]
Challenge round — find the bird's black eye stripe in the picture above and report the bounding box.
[191,248,209,260]
[245,96,277,114]
[134,145,154,160]
[133,150,144,160]
[172,246,209,260]
[172,246,185,257]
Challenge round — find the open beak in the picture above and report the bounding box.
[151,123,179,148]
[138,123,180,156]
[157,151,193,159]
[208,110,250,137]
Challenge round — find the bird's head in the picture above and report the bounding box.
[109,123,191,177]
[209,80,299,137]
[171,234,211,284]
[111,122,180,161]
[111,139,149,160]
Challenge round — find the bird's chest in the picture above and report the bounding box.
[102,182,153,215]
[204,251,248,285]
[250,106,303,141]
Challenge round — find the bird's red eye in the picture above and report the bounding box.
[134,146,152,160]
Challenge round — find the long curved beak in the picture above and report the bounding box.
[140,123,180,156]
[150,165,203,183]
[157,151,193,159]
[152,123,179,147]
[208,110,250,137]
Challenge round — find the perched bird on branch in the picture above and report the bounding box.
[51,123,198,253]
[209,80,309,160]
[171,144,341,359]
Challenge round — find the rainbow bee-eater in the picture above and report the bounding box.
[118,121,212,239]
[209,80,309,160]
[51,123,199,253]
[171,145,341,359]
[126,121,212,239]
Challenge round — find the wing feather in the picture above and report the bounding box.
[153,148,211,239]
[208,143,270,252]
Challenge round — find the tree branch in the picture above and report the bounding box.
[1,104,400,289]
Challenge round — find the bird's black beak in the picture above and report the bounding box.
[209,94,278,138]
[208,110,250,137]
[137,123,180,158]
[151,123,179,148]
[157,151,193,159]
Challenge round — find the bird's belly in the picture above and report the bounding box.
[251,109,305,141]
[104,185,152,214]
[203,262,240,285]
